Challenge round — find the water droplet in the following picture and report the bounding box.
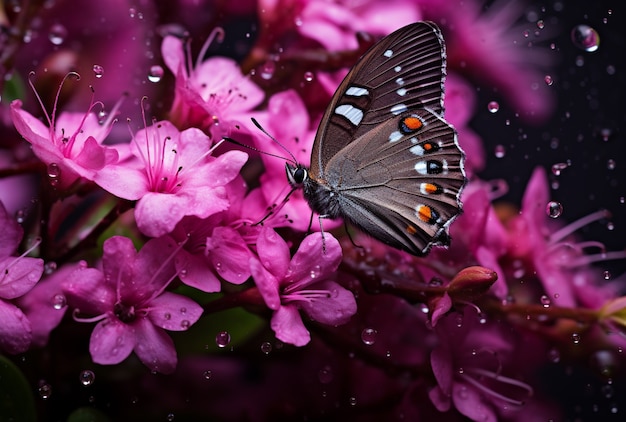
[487,101,500,113]
[548,347,561,363]
[551,162,569,176]
[604,270,611,280]
[166,413,175,422]
[546,201,563,218]
[129,7,137,17]
[48,23,67,45]
[540,295,551,307]
[318,365,333,384]
[607,65,616,75]
[203,370,212,380]
[79,370,95,386]
[303,71,314,82]
[38,382,52,399]
[348,396,357,406]
[215,331,231,348]
[180,320,190,330]
[572,333,581,344]
[571,25,600,52]
[536,20,545,29]
[494,144,506,158]
[92,64,104,78]
[522,29,530,38]
[15,209,26,224]
[148,65,164,83]
[361,328,377,345]
[260,342,272,354]
[44,261,57,274]
[544,75,553,85]
[600,128,612,142]
[51,293,66,310]
[607,159,616,170]
[47,163,61,178]
[260,60,276,80]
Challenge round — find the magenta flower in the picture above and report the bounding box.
[161,32,264,138]
[95,120,248,237]
[10,77,121,189]
[62,236,203,373]
[0,202,44,354]
[250,227,357,346]
[429,308,534,421]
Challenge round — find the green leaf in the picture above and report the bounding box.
[1,73,26,103]
[0,355,37,422]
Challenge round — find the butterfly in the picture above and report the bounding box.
[285,21,466,256]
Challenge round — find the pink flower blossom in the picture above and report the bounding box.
[10,74,121,189]
[95,120,248,237]
[62,236,203,373]
[250,227,356,346]
[161,31,264,138]
[429,308,533,421]
[168,177,261,292]
[0,202,44,354]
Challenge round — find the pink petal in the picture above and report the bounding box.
[73,136,118,171]
[209,226,252,285]
[0,300,32,354]
[148,292,203,331]
[430,345,454,395]
[452,383,498,422]
[133,317,177,374]
[287,232,342,287]
[63,267,115,314]
[89,318,135,365]
[256,227,290,279]
[270,304,310,347]
[428,386,452,412]
[102,236,137,289]
[300,280,356,325]
[0,256,43,299]
[94,164,148,200]
[0,202,22,256]
[127,236,178,303]
[175,249,221,293]
[521,167,549,226]
[249,257,281,310]
[161,36,186,77]
[202,150,249,187]
[430,292,452,327]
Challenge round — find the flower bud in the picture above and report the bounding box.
[447,266,497,301]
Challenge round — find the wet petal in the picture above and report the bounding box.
[270,304,310,347]
[89,318,135,365]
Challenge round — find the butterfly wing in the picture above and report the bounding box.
[310,21,447,180]
[325,109,465,255]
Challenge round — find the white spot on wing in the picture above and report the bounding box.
[396,77,404,85]
[383,49,393,57]
[390,103,407,115]
[410,145,425,155]
[394,65,402,72]
[388,131,402,143]
[345,86,369,96]
[414,161,427,174]
[396,88,407,96]
[335,104,364,126]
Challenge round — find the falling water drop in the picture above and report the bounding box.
[148,65,164,83]
[303,71,314,82]
[546,201,563,218]
[571,25,600,52]
[260,60,276,80]
[544,75,554,85]
[494,144,506,158]
[487,101,500,113]
[260,342,272,354]
[51,293,66,310]
[48,24,67,45]
[79,370,95,386]
[92,65,104,78]
[215,331,231,348]
[361,328,377,345]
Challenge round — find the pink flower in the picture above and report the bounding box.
[429,308,533,421]
[63,236,203,374]
[161,31,264,138]
[95,120,248,237]
[250,227,357,346]
[10,75,121,189]
[169,177,261,292]
[0,202,44,354]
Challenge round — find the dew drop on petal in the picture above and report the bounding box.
[494,144,506,158]
[546,201,563,218]
[148,65,164,83]
[44,261,57,275]
[361,328,377,345]
[180,320,190,330]
[536,19,545,29]
[51,293,66,310]
[79,370,95,386]
[348,397,357,406]
[487,101,500,113]
[260,341,272,354]
[47,163,61,178]
[215,331,231,348]
[600,128,612,142]
[303,71,314,82]
[571,24,600,52]
[48,24,67,45]
[92,65,104,78]
[167,413,175,422]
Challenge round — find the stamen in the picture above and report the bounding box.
[195,27,225,70]
[0,236,42,278]
[72,308,108,324]
[460,367,533,406]
[549,209,610,243]
[149,239,189,299]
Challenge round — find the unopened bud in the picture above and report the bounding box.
[447,266,497,301]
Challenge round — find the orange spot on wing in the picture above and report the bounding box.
[423,183,438,194]
[403,116,423,131]
[423,142,434,151]
[406,225,418,235]
[417,205,433,222]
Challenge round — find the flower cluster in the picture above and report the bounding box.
[0,0,623,421]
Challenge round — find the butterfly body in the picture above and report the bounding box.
[287,22,466,256]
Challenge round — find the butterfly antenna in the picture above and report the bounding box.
[222,136,294,163]
[250,117,299,165]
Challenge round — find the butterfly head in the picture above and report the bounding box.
[285,163,308,188]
